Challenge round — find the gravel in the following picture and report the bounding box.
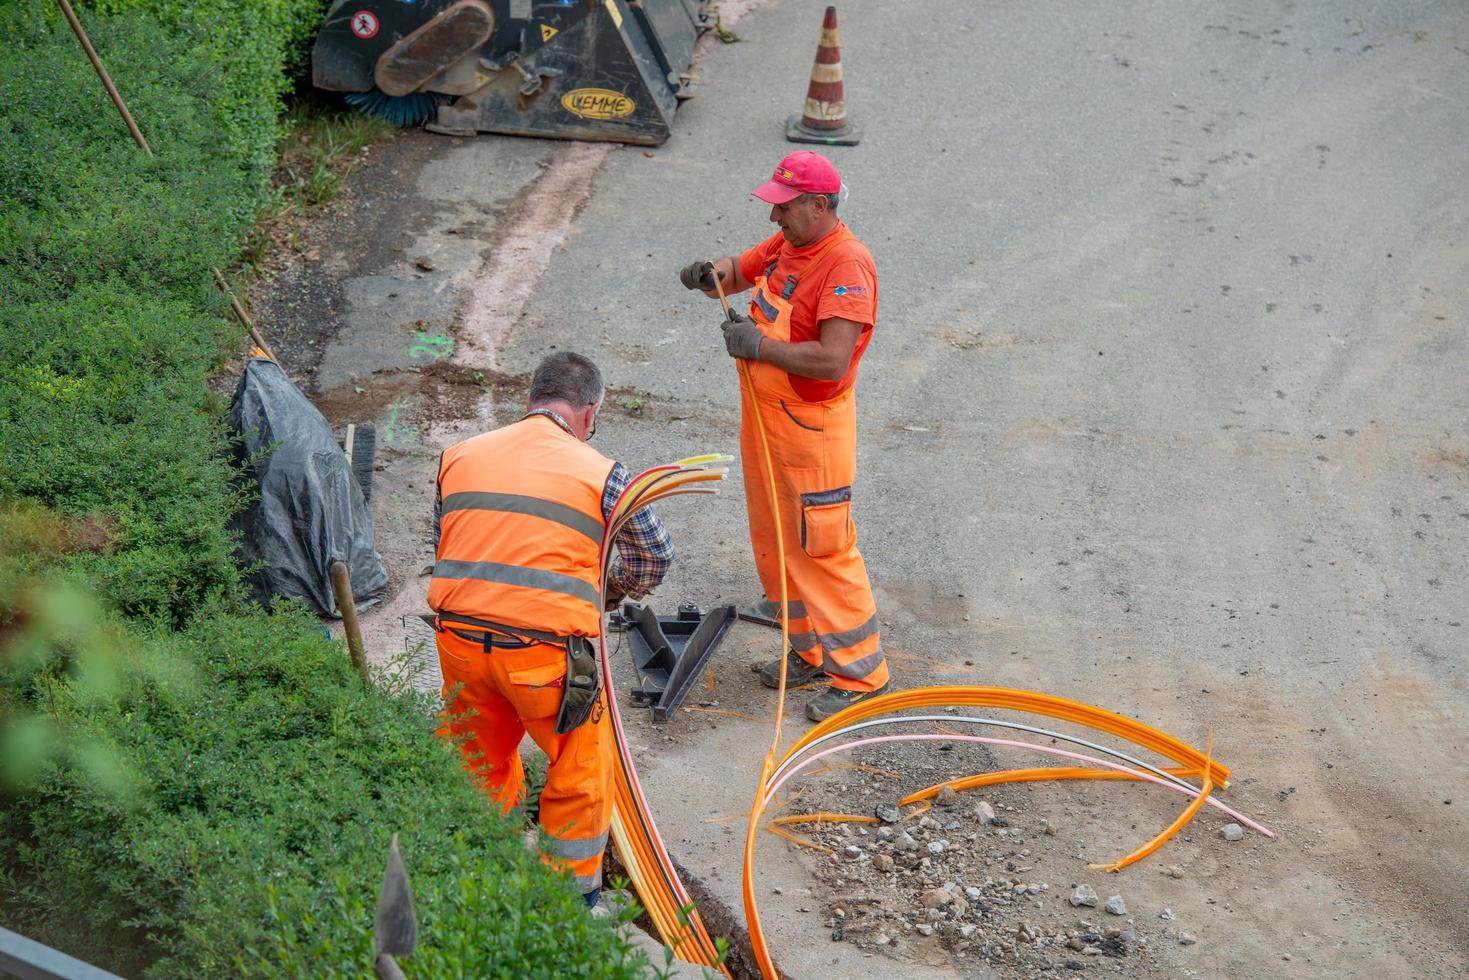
[1070,884,1100,908]
[782,745,1204,973]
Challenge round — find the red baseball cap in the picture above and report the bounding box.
[751,151,842,204]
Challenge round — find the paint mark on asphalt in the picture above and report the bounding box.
[409,331,453,359]
[384,393,402,445]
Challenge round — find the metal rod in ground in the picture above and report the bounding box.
[211,267,279,361]
[54,0,154,157]
[330,561,370,684]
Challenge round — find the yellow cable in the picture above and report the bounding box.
[720,287,790,975]
[600,459,733,972]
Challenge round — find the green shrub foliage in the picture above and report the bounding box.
[73,0,332,191]
[1,3,648,975]
[0,9,255,620]
[1,587,645,978]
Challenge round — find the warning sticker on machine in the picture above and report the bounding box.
[561,88,635,120]
[350,10,379,39]
[540,23,559,42]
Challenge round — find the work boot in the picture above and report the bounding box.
[588,888,633,921]
[738,596,783,628]
[757,648,826,689]
[804,682,893,722]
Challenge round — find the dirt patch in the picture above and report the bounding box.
[455,142,613,366]
[776,741,1230,977]
[311,362,530,430]
[1425,446,1469,470]
[931,328,1028,351]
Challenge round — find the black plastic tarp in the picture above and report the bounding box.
[228,357,387,616]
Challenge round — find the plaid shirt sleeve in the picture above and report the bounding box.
[603,461,675,598]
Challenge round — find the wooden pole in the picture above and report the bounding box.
[330,561,370,684]
[55,0,153,157]
[211,268,279,362]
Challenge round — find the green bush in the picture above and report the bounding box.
[1,4,651,976]
[73,0,332,193]
[0,570,646,978]
[0,8,253,620]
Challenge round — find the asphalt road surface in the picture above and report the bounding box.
[260,1,1469,975]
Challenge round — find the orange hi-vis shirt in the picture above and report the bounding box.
[738,221,878,402]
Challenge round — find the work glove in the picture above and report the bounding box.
[679,260,723,292]
[721,311,762,361]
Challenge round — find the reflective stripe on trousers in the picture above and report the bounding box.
[787,612,886,682]
[434,629,612,894]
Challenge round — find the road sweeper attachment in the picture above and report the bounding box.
[312,0,715,144]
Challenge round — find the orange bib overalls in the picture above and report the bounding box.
[740,235,889,693]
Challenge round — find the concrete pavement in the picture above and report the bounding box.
[506,0,1469,974]
[270,0,1469,975]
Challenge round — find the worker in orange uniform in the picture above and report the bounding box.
[427,352,675,909]
[679,150,891,721]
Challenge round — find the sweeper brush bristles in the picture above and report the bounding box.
[344,89,440,127]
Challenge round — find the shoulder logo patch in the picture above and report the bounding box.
[833,284,868,297]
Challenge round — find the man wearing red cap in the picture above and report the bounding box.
[679,150,890,720]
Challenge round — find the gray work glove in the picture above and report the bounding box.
[721,311,762,361]
[679,260,723,292]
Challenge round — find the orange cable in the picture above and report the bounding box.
[708,269,1238,975]
[1088,731,1215,873]
[899,765,1200,806]
[764,824,831,853]
[771,813,878,827]
[902,800,933,821]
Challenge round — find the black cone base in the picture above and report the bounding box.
[786,113,861,146]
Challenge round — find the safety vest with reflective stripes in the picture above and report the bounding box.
[428,415,614,638]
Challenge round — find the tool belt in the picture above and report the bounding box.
[426,612,603,734]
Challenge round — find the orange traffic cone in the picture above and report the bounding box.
[786,5,860,146]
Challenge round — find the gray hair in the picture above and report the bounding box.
[528,351,604,408]
[799,191,840,212]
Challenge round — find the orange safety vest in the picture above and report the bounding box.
[428,415,614,638]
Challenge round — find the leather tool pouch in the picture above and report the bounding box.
[555,636,602,734]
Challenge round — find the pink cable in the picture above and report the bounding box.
[764,732,1275,838]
